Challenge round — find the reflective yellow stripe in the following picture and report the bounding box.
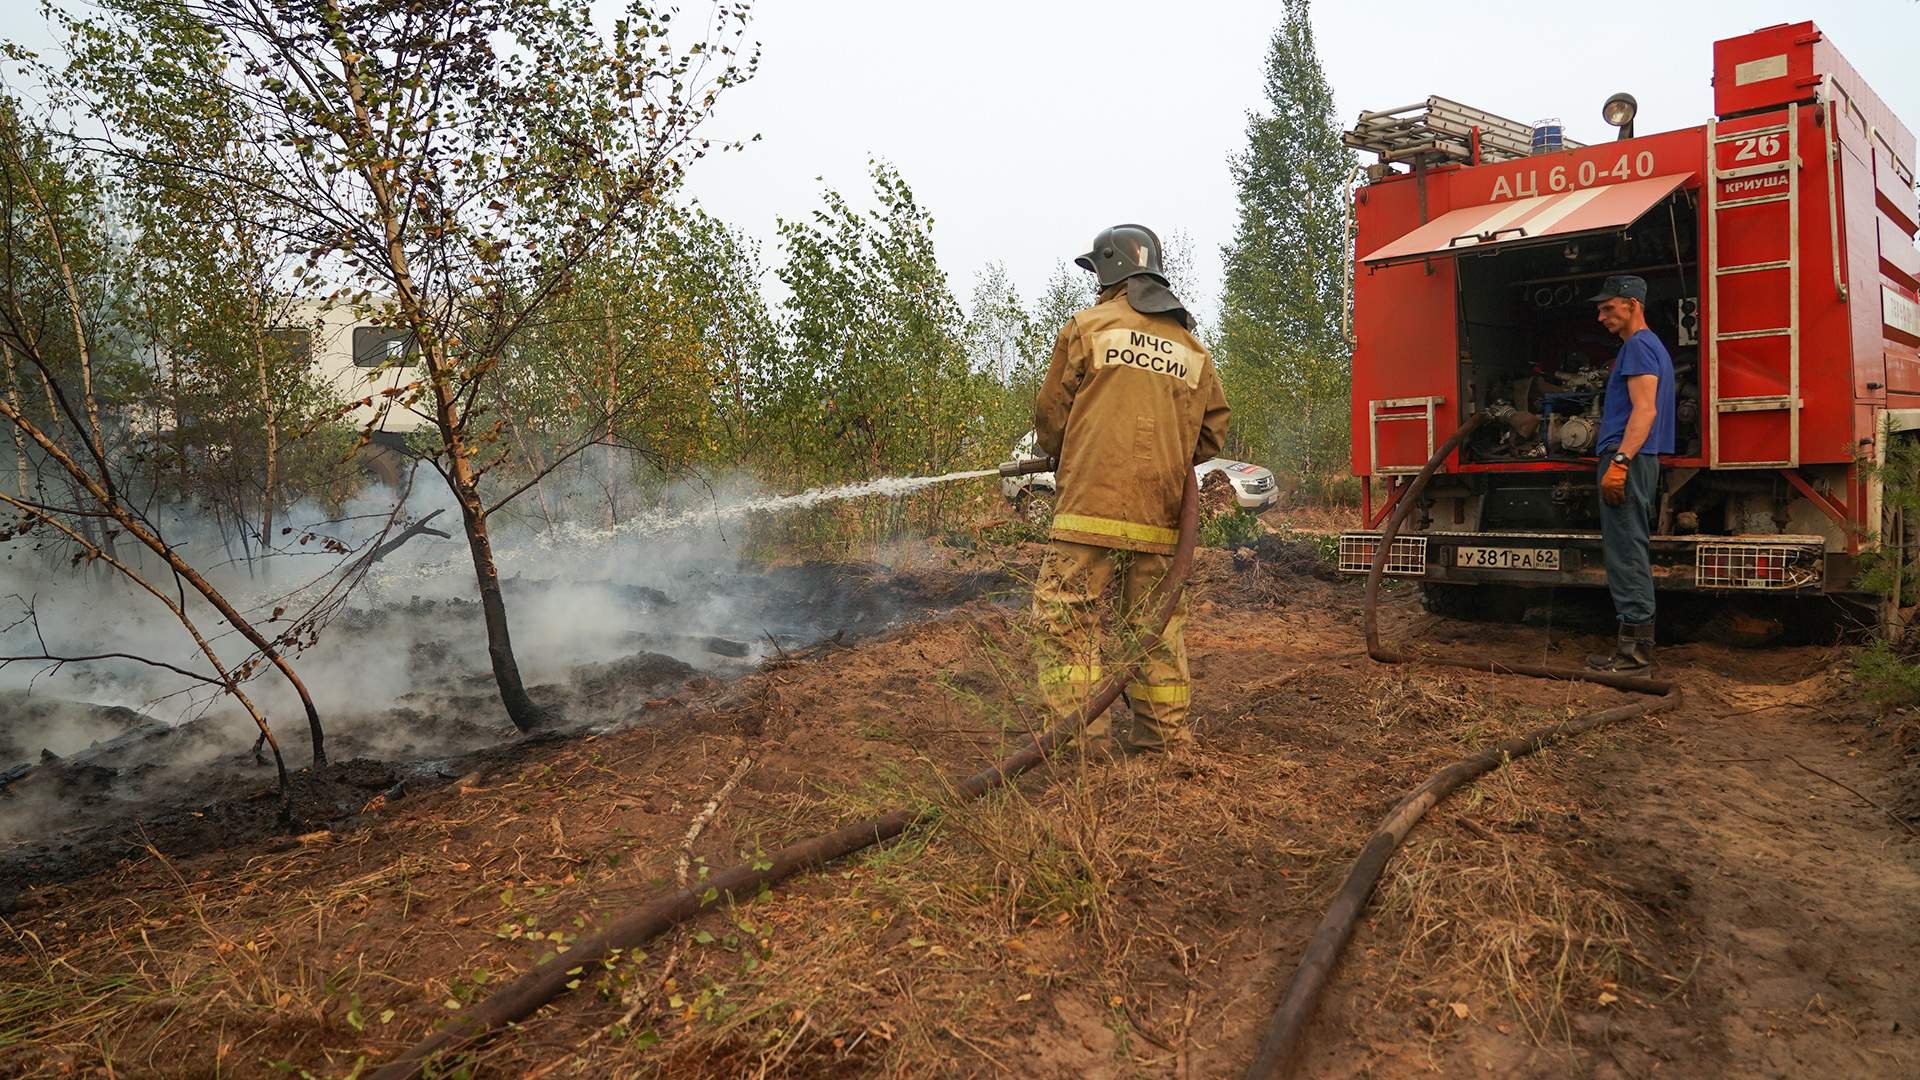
[1052,513,1179,547]
[1039,664,1102,685]
[1126,681,1190,705]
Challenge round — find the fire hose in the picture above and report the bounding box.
[1242,412,1680,1079]
[371,461,1193,1079]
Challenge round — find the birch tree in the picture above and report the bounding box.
[60,0,759,731]
[777,162,993,503]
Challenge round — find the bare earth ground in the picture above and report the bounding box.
[3,532,1917,1078]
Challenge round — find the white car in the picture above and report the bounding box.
[998,431,1279,523]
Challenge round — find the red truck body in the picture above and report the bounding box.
[1341,21,1919,598]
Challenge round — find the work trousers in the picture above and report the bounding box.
[1032,540,1191,750]
[1597,454,1661,625]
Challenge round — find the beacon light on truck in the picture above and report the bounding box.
[1602,91,1637,139]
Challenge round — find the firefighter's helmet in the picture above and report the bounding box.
[1075,224,1167,289]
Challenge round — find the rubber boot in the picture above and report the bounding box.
[1586,621,1654,673]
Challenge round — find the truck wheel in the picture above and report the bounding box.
[1018,489,1055,527]
[1419,583,1475,618]
[1419,582,1532,622]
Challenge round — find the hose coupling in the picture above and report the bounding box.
[998,457,1056,478]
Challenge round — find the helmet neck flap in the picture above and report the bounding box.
[1077,224,1193,329]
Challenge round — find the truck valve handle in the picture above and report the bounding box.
[998,457,1056,478]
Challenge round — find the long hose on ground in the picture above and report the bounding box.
[370,472,1200,1080]
[1243,413,1681,1080]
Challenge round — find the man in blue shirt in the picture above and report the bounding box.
[1586,274,1675,673]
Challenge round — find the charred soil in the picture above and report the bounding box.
[1,540,1915,1078]
[0,559,1014,897]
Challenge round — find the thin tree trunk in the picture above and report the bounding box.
[0,489,293,814]
[169,347,187,493]
[28,351,95,553]
[603,295,619,529]
[495,390,556,537]
[0,369,328,764]
[331,22,546,732]
[2,136,109,483]
[245,284,280,548]
[1302,395,1316,483]
[448,460,546,729]
[1,342,27,497]
[2,165,116,568]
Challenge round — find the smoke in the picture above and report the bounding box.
[0,464,1006,845]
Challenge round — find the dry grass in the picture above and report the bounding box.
[1363,736,1676,1073]
[0,560,1707,1078]
[462,687,1338,1080]
[1,840,411,1075]
[1368,670,1487,733]
[1375,829,1648,1048]
[0,729,746,1078]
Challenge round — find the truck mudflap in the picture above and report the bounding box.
[1337,530,1847,593]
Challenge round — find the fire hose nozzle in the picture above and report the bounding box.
[998,456,1057,478]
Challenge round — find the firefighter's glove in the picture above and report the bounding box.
[1601,459,1629,506]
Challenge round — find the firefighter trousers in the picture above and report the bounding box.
[1032,539,1191,750]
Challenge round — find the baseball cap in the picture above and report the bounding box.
[1587,274,1648,303]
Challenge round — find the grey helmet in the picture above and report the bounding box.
[1075,224,1167,289]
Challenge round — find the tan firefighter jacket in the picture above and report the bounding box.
[1033,284,1230,555]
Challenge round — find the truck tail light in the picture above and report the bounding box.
[1339,534,1428,576]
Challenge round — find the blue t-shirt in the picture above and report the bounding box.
[1596,329,1676,456]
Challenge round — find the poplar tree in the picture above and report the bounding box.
[1218,0,1356,492]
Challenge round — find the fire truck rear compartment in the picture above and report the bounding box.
[1343,22,1920,605]
[1454,187,1702,480]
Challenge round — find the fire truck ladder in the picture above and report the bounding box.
[1706,103,1801,469]
[1343,97,1584,167]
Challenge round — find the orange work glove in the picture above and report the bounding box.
[1601,457,1629,506]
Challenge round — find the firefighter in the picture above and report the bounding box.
[1586,274,1675,672]
[1031,224,1230,754]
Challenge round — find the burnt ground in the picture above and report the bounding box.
[1,531,1917,1078]
[0,559,1015,896]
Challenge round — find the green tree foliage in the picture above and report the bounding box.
[494,205,778,529]
[57,11,360,547]
[0,94,326,773]
[0,98,136,538]
[1028,262,1093,365]
[773,162,996,483]
[965,262,1031,384]
[1218,0,1356,494]
[1159,228,1210,344]
[6,0,1240,571]
[965,261,1037,445]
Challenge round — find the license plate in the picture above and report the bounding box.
[1455,546,1561,571]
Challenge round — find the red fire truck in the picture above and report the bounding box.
[1338,21,1919,624]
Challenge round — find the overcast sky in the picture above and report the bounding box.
[5,2,1918,324]
[667,0,1920,323]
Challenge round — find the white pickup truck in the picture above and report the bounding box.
[997,431,1280,524]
